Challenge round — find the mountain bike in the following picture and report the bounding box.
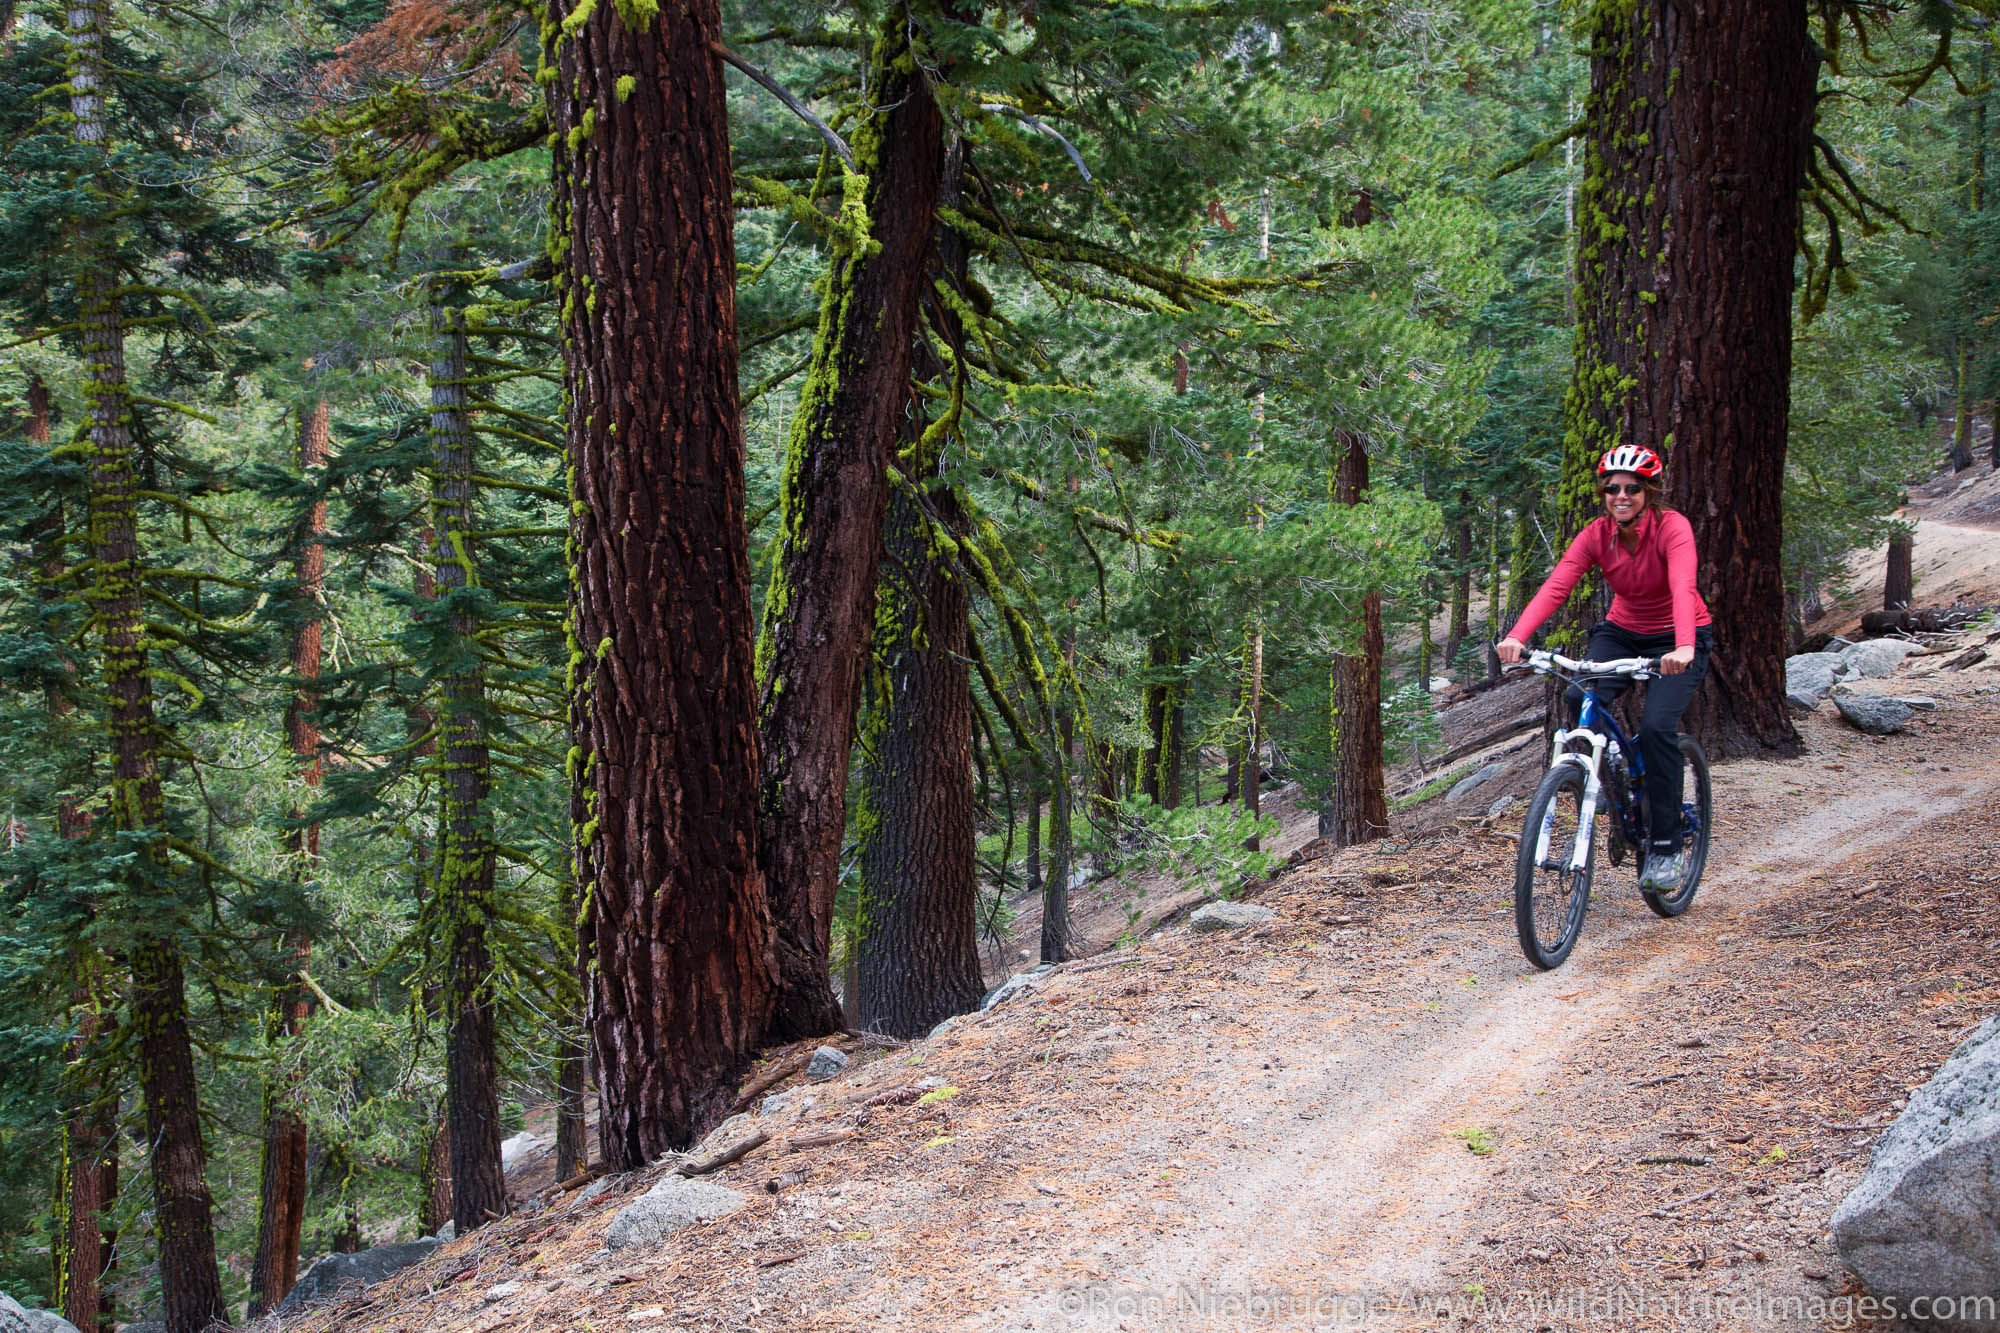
[1509,649,1712,969]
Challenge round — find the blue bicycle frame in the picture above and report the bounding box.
[1527,651,1700,872]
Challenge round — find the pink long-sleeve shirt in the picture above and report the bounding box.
[1507,509,1711,650]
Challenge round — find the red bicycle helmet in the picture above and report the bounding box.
[1597,444,1663,479]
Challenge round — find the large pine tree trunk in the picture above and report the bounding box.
[427,298,506,1231]
[754,6,950,1040]
[250,399,328,1316]
[553,0,775,1165]
[69,3,226,1325]
[1320,433,1387,847]
[1569,0,1809,757]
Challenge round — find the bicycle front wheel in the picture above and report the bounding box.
[1515,760,1598,969]
[1641,735,1711,918]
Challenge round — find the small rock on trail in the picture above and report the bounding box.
[1833,690,1914,736]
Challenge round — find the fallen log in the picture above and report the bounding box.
[674,1130,771,1177]
[730,1049,813,1113]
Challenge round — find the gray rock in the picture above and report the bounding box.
[1786,651,1853,701]
[694,1112,753,1154]
[603,1174,744,1250]
[1895,695,1940,711]
[980,963,1056,1012]
[575,1175,615,1204]
[928,1014,961,1040]
[1834,691,1914,736]
[1842,638,1924,679]
[0,1294,80,1333]
[431,1219,456,1242]
[759,1088,801,1116]
[806,1045,848,1080]
[1486,794,1519,820]
[1788,689,1823,716]
[278,1238,443,1311]
[483,1281,522,1304]
[1833,1016,2000,1330]
[499,1129,544,1171]
[1447,762,1509,803]
[1188,900,1276,933]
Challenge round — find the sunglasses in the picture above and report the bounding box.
[1600,483,1646,497]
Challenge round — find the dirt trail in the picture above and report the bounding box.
[293,649,2000,1333]
[1007,762,1993,1332]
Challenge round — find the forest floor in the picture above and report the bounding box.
[283,617,2000,1331]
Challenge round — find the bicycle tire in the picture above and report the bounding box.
[1641,735,1711,918]
[1515,760,1597,969]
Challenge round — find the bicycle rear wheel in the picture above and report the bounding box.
[1515,760,1597,969]
[1641,735,1711,918]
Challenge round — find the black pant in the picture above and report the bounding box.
[1564,621,1713,853]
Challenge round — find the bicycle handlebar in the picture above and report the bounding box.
[1505,649,1660,679]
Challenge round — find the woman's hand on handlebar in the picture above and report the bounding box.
[1660,645,1694,675]
[1496,637,1526,665]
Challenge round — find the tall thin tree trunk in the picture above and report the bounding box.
[553,0,775,1165]
[1321,433,1388,847]
[1024,777,1041,895]
[1568,0,1809,757]
[1445,499,1471,667]
[1506,505,1538,627]
[69,2,226,1324]
[755,5,952,1040]
[1041,711,1074,964]
[249,400,329,1316]
[428,296,505,1232]
[1242,629,1263,848]
[1140,624,1185,810]
[1951,346,1975,472]
[28,376,115,1333]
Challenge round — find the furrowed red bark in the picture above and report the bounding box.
[1320,433,1387,847]
[427,297,506,1231]
[1567,0,1809,757]
[249,399,329,1317]
[755,5,950,1040]
[553,0,775,1165]
[69,1,226,1325]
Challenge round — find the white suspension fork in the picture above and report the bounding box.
[1537,728,1606,871]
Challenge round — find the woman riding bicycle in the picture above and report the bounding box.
[1495,444,1713,893]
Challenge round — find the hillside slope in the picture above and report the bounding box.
[280,635,2000,1333]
